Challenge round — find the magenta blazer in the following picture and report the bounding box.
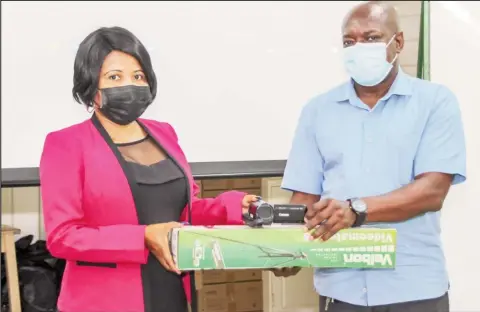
[39,114,246,312]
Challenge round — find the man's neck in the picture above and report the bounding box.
[354,67,399,108]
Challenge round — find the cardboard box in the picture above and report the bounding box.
[195,269,262,288]
[170,225,397,270]
[197,281,263,312]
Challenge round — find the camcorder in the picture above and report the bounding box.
[242,196,307,228]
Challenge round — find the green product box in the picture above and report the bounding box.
[170,225,397,270]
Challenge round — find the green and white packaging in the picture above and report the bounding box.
[170,225,397,270]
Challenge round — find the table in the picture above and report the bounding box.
[1,225,22,312]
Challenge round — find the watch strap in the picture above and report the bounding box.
[348,199,366,227]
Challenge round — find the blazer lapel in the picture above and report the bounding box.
[90,114,144,223]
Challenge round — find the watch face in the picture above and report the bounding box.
[352,199,367,213]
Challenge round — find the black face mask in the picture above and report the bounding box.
[98,85,153,125]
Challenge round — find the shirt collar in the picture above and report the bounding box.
[334,68,413,103]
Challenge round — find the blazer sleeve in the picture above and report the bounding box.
[186,183,247,226]
[161,123,247,225]
[40,132,149,264]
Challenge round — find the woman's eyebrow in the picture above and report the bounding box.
[104,69,123,76]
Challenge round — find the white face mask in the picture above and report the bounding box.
[342,34,399,87]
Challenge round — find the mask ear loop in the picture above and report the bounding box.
[88,89,104,113]
[386,33,399,65]
[386,33,396,47]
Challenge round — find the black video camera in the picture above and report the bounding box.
[242,196,307,228]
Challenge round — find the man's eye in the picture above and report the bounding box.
[367,36,380,41]
[343,40,355,47]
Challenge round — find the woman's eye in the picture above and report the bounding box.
[134,74,145,81]
[108,74,120,81]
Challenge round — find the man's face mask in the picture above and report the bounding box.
[98,85,153,125]
[343,34,399,87]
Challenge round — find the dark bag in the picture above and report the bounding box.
[1,235,66,312]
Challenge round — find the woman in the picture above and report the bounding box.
[39,26,258,312]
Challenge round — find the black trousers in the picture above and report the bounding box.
[319,292,449,312]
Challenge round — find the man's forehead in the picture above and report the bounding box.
[343,17,385,36]
[342,2,391,33]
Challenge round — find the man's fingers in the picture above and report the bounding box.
[269,267,301,277]
[321,223,344,241]
[320,209,341,232]
[310,224,327,240]
[305,201,336,230]
[304,199,324,219]
[269,268,287,277]
[305,198,330,219]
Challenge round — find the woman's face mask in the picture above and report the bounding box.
[343,34,399,87]
[98,85,153,125]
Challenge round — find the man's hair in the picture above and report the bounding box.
[72,26,157,107]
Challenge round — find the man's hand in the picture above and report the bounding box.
[304,198,356,241]
[269,267,301,278]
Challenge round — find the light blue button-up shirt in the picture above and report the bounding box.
[281,70,466,306]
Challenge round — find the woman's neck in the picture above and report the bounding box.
[94,111,146,144]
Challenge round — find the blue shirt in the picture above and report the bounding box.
[281,70,466,306]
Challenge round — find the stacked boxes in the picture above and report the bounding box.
[193,178,265,311]
[195,270,263,312]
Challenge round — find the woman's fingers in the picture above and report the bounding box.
[242,195,259,205]
[146,222,183,274]
[160,237,180,274]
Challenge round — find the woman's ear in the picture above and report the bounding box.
[93,91,102,109]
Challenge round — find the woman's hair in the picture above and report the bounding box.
[72,26,157,107]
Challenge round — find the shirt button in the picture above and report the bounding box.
[363,288,367,293]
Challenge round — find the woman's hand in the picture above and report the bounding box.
[241,194,259,214]
[145,222,183,274]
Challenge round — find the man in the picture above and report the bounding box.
[278,1,466,312]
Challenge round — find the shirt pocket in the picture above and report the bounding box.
[385,123,419,184]
[315,123,353,170]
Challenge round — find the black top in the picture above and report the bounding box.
[116,136,188,312]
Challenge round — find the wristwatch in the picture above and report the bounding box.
[348,198,367,227]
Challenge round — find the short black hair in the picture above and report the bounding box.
[72,26,157,107]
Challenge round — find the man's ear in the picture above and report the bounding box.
[395,31,405,53]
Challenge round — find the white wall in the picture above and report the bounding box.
[430,2,480,311]
[388,1,422,75]
[1,1,359,168]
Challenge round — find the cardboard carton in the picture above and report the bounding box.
[170,225,397,271]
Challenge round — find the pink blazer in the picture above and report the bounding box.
[39,115,246,312]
